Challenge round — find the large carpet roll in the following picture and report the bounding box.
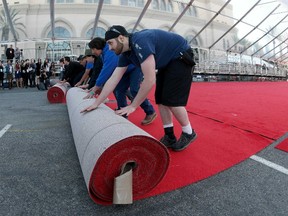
[66,87,170,205]
[47,83,68,103]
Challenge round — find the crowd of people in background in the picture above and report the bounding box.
[0,46,95,92]
[0,45,57,90]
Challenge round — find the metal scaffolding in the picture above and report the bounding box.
[49,0,55,41]
[227,3,281,52]
[189,0,232,44]
[1,0,287,66]
[2,0,17,42]
[209,0,261,49]
[90,0,104,39]
[169,0,195,32]
[132,0,152,33]
[240,13,288,55]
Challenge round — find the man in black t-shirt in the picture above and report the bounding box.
[0,61,4,89]
[60,56,85,87]
[6,45,15,62]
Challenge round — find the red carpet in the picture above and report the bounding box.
[186,82,288,139]
[275,138,288,153]
[104,81,288,200]
[47,83,68,103]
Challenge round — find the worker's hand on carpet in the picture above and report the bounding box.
[115,105,136,117]
[80,103,98,113]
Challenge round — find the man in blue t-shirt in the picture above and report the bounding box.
[82,37,156,125]
[81,26,197,151]
[74,54,95,87]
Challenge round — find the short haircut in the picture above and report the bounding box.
[64,56,71,62]
[88,37,106,50]
[105,25,129,41]
[85,54,96,58]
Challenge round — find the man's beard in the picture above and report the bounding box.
[114,39,124,55]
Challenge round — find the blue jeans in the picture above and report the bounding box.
[114,67,155,115]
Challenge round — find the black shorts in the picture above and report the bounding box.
[155,58,193,106]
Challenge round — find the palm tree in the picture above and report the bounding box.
[0,7,27,41]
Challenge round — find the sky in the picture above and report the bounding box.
[230,0,288,39]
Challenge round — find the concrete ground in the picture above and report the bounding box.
[0,87,288,216]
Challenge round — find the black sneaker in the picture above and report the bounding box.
[172,130,197,152]
[160,135,177,148]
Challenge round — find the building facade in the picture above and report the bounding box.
[0,0,287,79]
[0,0,235,60]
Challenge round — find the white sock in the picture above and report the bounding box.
[182,123,192,134]
[163,123,173,128]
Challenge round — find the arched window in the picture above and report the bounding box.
[179,3,196,16]
[152,0,159,10]
[84,0,111,3]
[46,41,72,62]
[54,0,75,3]
[120,0,144,7]
[137,0,144,7]
[160,0,166,11]
[46,26,72,62]
[47,26,71,38]
[153,0,174,12]
[128,0,136,6]
[86,26,106,39]
[167,0,173,12]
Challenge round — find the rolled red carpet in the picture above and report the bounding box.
[66,87,170,205]
[47,83,68,103]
